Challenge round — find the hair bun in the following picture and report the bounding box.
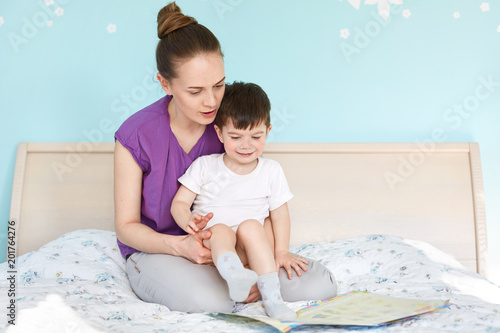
[157,2,197,39]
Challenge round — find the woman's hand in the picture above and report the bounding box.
[176,212,214,264]
[177,229,213,265]
[275,251,309,280]
[242,283,261,303]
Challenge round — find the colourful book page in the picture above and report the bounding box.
[294,291,449,326]
[214,291,449,332]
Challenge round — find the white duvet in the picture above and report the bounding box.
[1,230,499,332]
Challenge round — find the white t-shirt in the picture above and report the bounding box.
[178,153,293,229]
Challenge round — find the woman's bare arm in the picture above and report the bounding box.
[114,141,212,264]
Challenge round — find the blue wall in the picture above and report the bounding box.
[1,1,499,283]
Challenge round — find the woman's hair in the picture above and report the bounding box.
[156,2,222,80]
[215,82,271,130]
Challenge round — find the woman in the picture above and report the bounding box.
[114,2,337,313]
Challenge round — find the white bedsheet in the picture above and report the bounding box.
[1,230,499,332]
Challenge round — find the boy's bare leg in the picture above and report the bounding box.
[205,224,257,302]
[262,218,337,302]
[263,217,275,255]
[236,220,296,320]
[203,224,236,262]
[236,220,275,275]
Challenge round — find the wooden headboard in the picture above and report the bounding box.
[9,142,488,277]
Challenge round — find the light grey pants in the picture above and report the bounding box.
[126,252,337,313]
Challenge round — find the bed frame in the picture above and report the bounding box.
[9,142,488,278]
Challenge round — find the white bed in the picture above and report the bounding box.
[2,142,499,332]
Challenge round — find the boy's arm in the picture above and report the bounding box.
[269,203,309,279]
[171,185,210,234]
[269,203,292,256]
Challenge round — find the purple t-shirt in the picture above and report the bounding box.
[114,95,224,258]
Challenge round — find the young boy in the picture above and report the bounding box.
[171,82,305,320]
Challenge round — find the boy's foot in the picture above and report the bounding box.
[263,300,297,321]
[257,272,297,320]
[227,269,258,302]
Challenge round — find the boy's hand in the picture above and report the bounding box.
[275,251,309,280]
[186,212,213,234]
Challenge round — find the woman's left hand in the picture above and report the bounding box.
[275,252,309,280]
[242,283,261,303]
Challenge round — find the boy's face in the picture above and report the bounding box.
[215,121,271,167]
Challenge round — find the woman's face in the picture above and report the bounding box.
[159,52,225,126]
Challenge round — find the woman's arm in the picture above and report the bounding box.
[269,203,308,279]
[114,141,212,264]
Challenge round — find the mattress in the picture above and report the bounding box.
[1,230,499,332]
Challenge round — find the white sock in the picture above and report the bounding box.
[257,272,297,320]
[217,252,258,302]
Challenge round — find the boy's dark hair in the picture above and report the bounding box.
[215,81,271,130]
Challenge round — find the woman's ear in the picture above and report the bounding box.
[214,124,224,143]
[157,73,172,95]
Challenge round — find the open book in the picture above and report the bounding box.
[214,291,449,332]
